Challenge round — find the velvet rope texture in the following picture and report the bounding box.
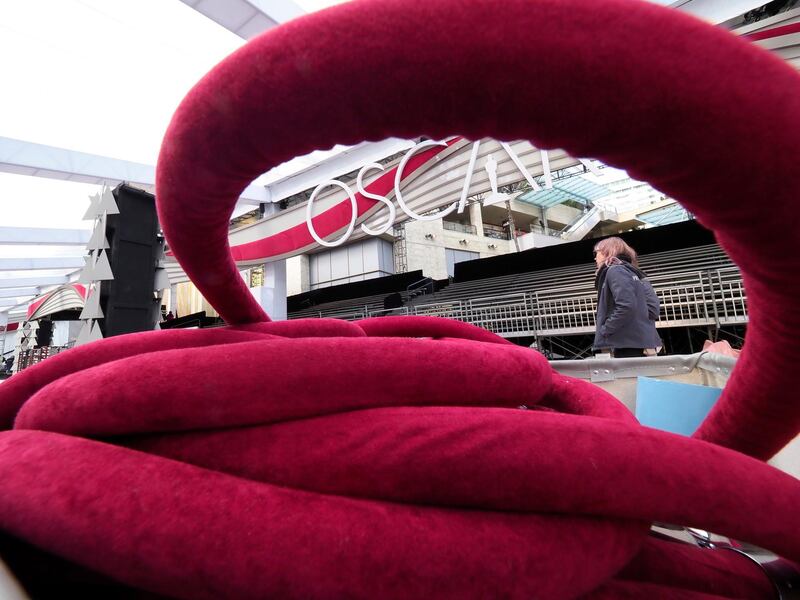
[1,331,791,597]
[155,0,800,459]
[0,0,799,598]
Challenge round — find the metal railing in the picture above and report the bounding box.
[709,267,748,325]
[415,300,467,321]
[16,345,70,372]
[484,228,510,240]
[367,307,410,318]
[560,206,603,241]
[316,308,368,321]
[443,221,477,235]
[650,271,711,327]
[468,293,535,336]
[532,225,567,238]
[534,291,598,336]
[483,224,510,240]
[300,267,748,338]
[407,277,434,299]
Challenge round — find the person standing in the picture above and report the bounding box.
[592,237,661,358]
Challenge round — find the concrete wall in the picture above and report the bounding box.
[250,261,287,321]
[517,231,568,251]
[280,197,608,292]
[309,238,394,289]
[508,199,542,217]
[405,219,514,280]
[542,203,582,228]
[286,255,309,296]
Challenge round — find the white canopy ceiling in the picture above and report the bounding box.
[0,0,785,321]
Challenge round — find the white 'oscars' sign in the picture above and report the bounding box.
[305,139,598,247]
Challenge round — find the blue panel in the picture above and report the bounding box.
[516,175,611,208]
[635,377,722,436]
[637,202,691,225]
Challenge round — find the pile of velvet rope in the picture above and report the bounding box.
[1,0,799,597]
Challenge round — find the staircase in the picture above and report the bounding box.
[405,277,435,304]
[560,206,608,241]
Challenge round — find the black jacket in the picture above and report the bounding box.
[593,260,661,350]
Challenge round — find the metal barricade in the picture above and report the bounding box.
[16,346,69,373]
[650,271,711,327]
[367,307,410,318]
[413,300,465,321]
[465,293,534,337]
[319,309,368,321]
[710,267,748,325]
[289,267,748,339]
[532,290,598,336]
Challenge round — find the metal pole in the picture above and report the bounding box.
[505,200,521,252]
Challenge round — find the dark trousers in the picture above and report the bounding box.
[613,348,645,358]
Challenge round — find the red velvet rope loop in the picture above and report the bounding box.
[2,0,800,597]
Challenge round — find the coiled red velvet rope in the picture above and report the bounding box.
[1,0,799,597]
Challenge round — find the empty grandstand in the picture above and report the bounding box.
[288,221,746,358]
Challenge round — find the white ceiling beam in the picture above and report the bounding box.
[0,276,67,289]
[266,138,416,202]
[180,0,305,40]
[651,0,772,24]
[0,311,28,320]
[0,298,34,307]
[0,287,37,298]
[0,257,84,271]
[0,136,266,206]
[0,226,90,246]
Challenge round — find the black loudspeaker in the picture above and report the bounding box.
[34,319,53,348]
[99,184,162,337]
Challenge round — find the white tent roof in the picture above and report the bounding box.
[0,0,779,320]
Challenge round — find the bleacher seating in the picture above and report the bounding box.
[287,244,745,339]
[289,292,413,320]
[422,244,733,305]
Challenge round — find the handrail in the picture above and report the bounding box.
[561,206,602,237]
[415,299,463,310]
[469,292,527,306]
[15,345,70,373]
[321,309,367,321]
[367,307,410,318]
[529,224,567,238]
[289,266,748,339]
[406,276,434,298]
[442,221,477,235]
